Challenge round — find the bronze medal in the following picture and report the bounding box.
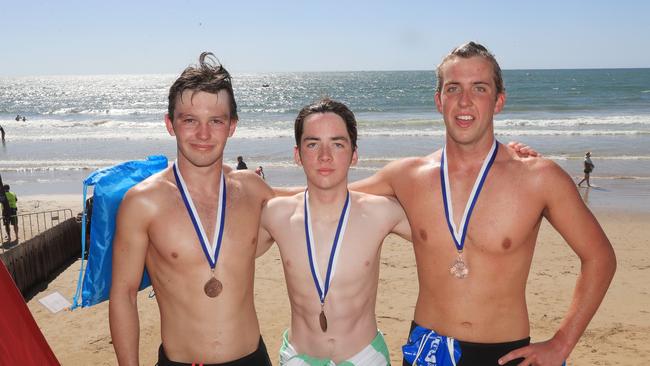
[319,310,328,332]
[450,255,469,279]
[204,277,223,298]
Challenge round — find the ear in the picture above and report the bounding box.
[294,145,302,166]
[350,147,358,167]
[164,113,176,136]
[228,118,238,137]
[494,92,506,114]
[434,92,443,113]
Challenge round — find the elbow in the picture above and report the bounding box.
[607,248,617,279]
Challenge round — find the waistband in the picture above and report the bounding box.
[408,321,530,349]
[157,336,271,366]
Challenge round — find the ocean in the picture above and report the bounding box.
[1,69,649,212]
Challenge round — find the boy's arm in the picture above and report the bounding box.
[500,161,616,365]
[108,189,151,366]
[256,203,275,258]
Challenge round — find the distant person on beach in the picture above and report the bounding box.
[257,98,411,365]
[109,52,273,365]
[22,116,26,122]
[0,174,7,242]
[15,115,20,122]
[3,185,18,242]
[577,151,595,187]
[0,124,5,142]
[255,166,265,180]
[236,155,248,170]
[351,41,616,365]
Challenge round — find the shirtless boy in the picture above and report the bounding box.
[352,42,616,366]
[109,53,273,366]
[257,98,411,365]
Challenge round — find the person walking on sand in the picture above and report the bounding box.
[577,151,595,187]
[0,124,5,142]
[109,52,273,366]
[352,41,616,366]
[3,185,18,242]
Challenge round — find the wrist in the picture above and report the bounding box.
[551,330,574,359]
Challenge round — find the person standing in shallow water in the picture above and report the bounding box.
[577,151,595,187]
[255,166,265,180]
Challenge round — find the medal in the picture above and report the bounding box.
[204,275,223,298]
[304,190,351,332]
[319,304,328,332]
[440,140,498,279]
[449,253,469,279]
[173,162,227,297]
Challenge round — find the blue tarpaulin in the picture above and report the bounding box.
[71,155,168,309]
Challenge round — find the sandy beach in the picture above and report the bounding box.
[9,193,646,365]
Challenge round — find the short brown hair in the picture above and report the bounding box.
[168,52,238,121]
[294,98,358,150]
[436,41,504,97]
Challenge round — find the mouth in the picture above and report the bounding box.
[190,143,214,151]
[317,168,334,176]
[455,114,475,128]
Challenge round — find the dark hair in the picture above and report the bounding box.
[167,52,238,121]
[3,184,8,191]
[436,41,504,97]
[294,98,358,150]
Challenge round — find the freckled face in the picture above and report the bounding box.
[294,112,358,191]
[435,56,505,147]
[165,90,237,168]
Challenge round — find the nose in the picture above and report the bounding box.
[459,89,472,107]
[318,145,332,162]
[196,122,210,140]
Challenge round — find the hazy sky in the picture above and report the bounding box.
[2,0,649,76]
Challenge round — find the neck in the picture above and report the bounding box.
[306,183,349,219]
[175,158,224,194]
[444,135,496,167]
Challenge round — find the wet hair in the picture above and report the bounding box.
[294,98,358,150]
[436,41,505,97]
[3,184,8,191]
[167,52,238,121]
[237,156,243,161]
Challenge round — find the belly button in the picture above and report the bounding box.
[461,321,472,328]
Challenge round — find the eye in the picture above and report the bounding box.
[183,118,196,124]
[474,85,487,92]
[306,142,317,148]
[446,85,459,93]
[334,142,345,148]
[211,119,225,125]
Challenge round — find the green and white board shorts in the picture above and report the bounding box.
[279,329,390,366]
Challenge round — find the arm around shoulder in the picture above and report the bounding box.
[350,158,409,197]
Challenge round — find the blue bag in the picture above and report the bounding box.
[71,155,168,309]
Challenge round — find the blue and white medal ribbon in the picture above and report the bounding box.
[173,162,227,297]
[440,140,498,279]
[304,190,351,331]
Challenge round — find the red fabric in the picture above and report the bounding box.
[0,260,60,365]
